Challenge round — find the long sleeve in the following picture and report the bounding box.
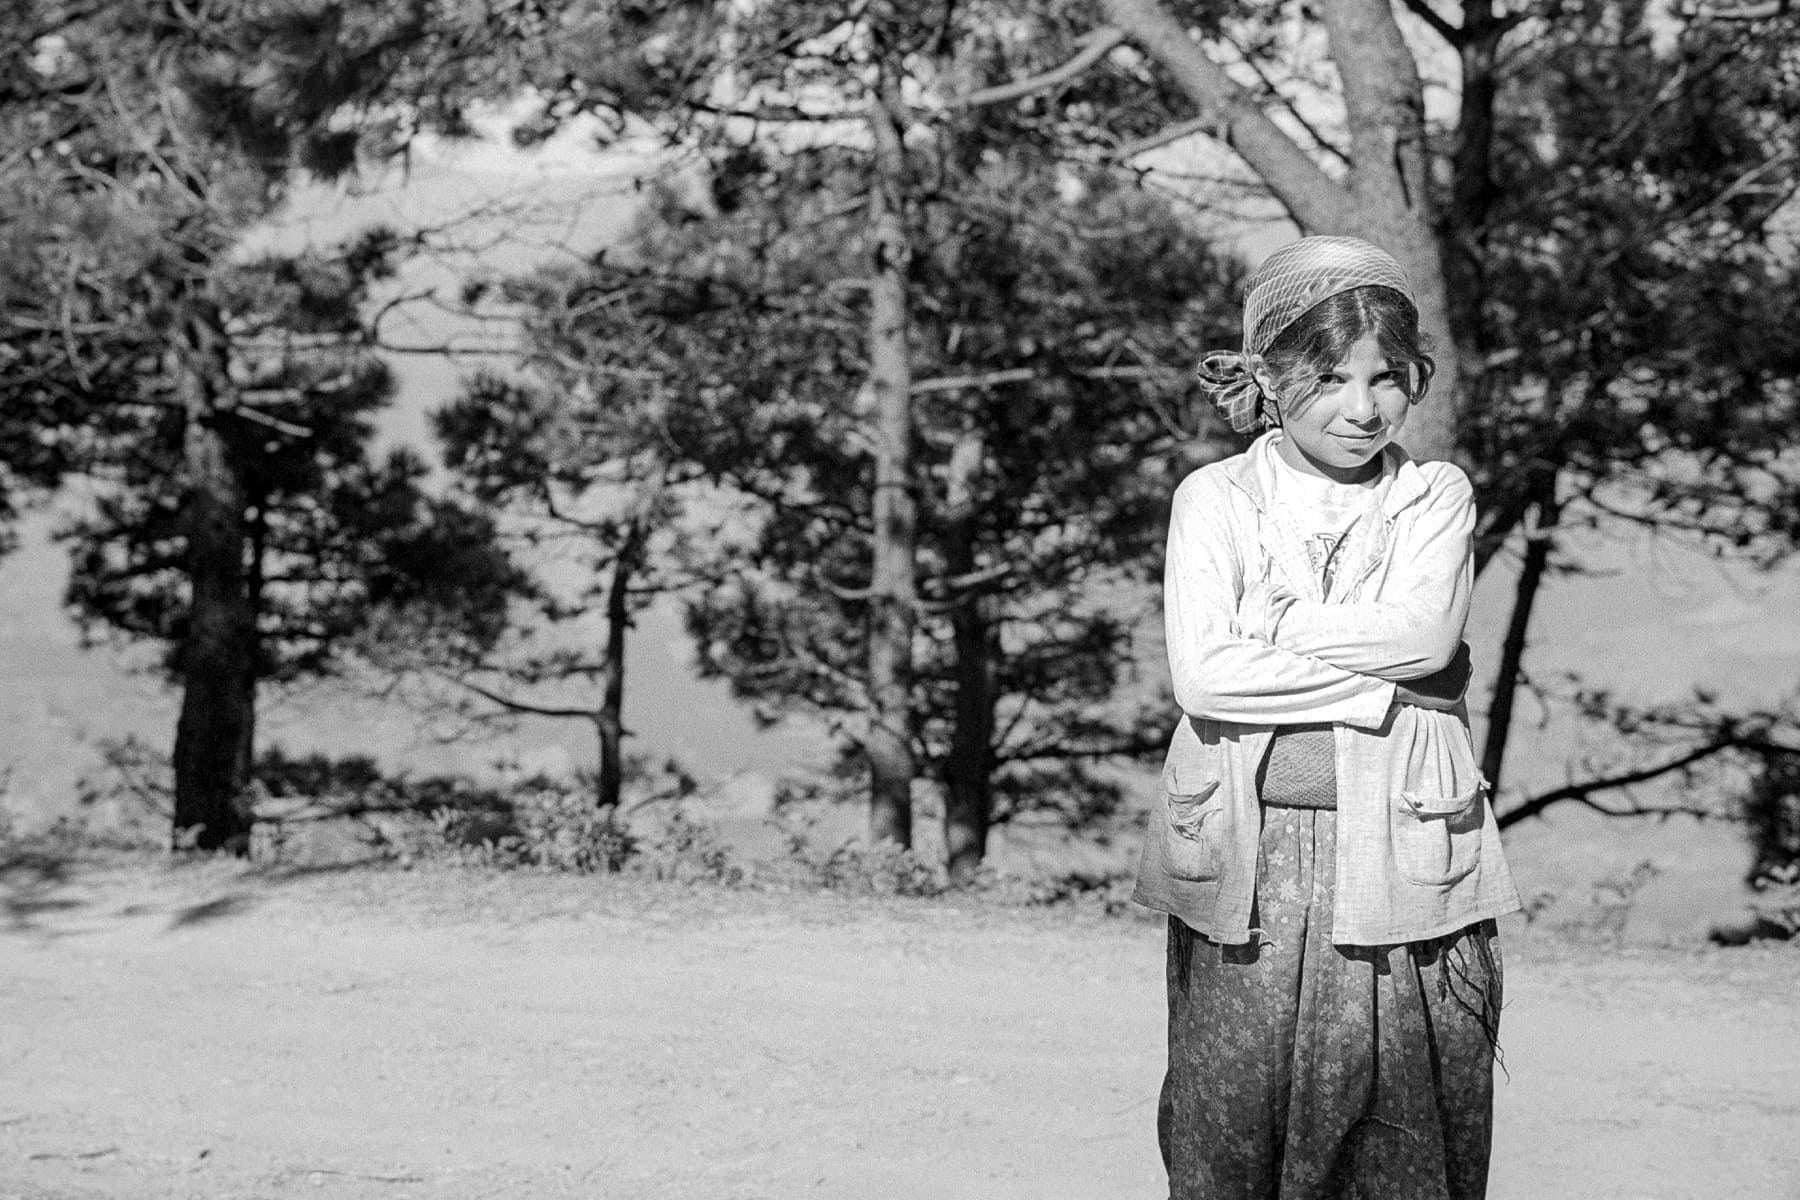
[1269,462,1475,680]
[1165,472,1395,728]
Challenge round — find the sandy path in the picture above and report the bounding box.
[2,857,1797,1199]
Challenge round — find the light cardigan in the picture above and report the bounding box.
[1133,431,1521,946]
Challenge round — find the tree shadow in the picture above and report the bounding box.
[0,846,87,935]
[160,857,386,930]
[166,892,257,928]
[0,841,400,938]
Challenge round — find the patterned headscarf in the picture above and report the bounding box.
[1196,236,1416,435]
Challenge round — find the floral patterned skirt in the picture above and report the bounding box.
[1158,805,1502,1200]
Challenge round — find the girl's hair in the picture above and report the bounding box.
[1260,285,1435,420]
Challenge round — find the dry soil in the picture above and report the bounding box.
[3,855,1798,1200]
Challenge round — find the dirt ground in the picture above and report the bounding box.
[2,854,1798,1200]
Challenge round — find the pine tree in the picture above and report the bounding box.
[0,4,524,849]
[490,148,1238,876]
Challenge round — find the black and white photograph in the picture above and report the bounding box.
[2,3,1798,1197]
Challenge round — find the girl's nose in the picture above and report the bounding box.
[1342,380,1378,421]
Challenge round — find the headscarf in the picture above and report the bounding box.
[1196,236,1416,435]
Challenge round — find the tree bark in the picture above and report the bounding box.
[1318,1,1461,463]
[169,316,256,854]
[941,432,997,884]
[595,517,645,813]
[1480,482,1560,798]
[1097,0,1350,232]
[1447,2,1506,349]
[863,75,917,848]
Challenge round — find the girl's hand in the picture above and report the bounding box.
[1392,641,1472,712]
[1236,579,1297,643]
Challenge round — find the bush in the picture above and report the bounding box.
[1710,753,1800,945]
[1747,862,1800,939]
[769,810,945,897]
[444,780,637,874]
[1746,754,1800,891]
[633,808,743,885]
[65,738,647,871]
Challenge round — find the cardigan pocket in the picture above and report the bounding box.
[1391,783,1484,886]
[1160,771,1225,882]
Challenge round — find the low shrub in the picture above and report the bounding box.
[632,808,744,885]
[770,812,945,897]
[443,781,638,874]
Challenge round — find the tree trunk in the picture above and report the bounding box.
[862,76,918,849]
[944,603,997,882]
[941,433,997,884]
[1370,226,1460,464]
[596,518,645,813]
[1318,2,1460,464]
[1446,2,1506,350]
[1480,483,1560,798]
[169,321,256,854]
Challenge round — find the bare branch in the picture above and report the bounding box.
[812,565,875,603]
[1098,0,1352,231]
[911,368,1035,394]
[1221,32,1350,170]
[438,671,598,723]
[1397,0,1463,45]
[685,98,863,124]
[1110,116,1213,161]
[911,364,1180,396]
[952,27,1128,109]
[231,405,312,439]
[920,562,1014,597]
[1495,735,1797,828]
[1691,0,1789,17]
[998,735,1166,765]
[1079,364,1183,382]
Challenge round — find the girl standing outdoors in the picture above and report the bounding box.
[1134,236,1521,1200]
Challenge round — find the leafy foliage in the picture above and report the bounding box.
[1463,4,1800,568]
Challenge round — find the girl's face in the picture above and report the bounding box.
[1268,333,1411,485]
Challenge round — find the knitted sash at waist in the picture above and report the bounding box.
[1257,723,1337,809]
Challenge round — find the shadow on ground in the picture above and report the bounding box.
[1,846,86,934]
[0,846,384,937]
